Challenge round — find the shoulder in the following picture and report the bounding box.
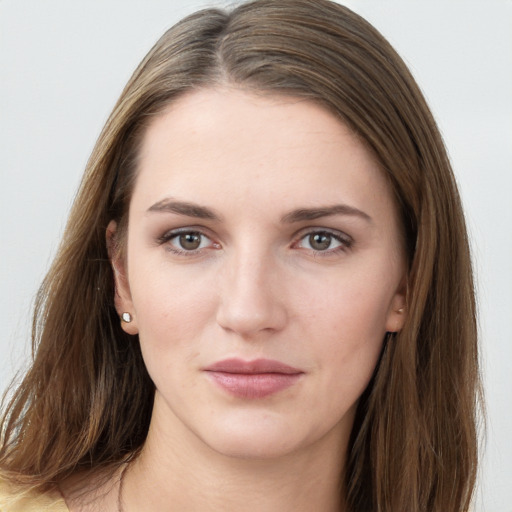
[0,479,68,512]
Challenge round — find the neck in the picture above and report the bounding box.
[121,394,351,512]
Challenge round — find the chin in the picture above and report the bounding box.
[208,433,301,460]
[196,413,315,460]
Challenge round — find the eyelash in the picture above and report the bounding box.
[157,227,353,257]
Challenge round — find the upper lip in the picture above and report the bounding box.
[204,358,303,375]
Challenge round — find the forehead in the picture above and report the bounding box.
[133,88,395,221]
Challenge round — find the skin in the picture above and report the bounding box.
[68,88,407,512]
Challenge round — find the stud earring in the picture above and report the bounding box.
[121,312,132,323]
[397,307,405,314]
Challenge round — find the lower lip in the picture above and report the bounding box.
[206,371,302,399]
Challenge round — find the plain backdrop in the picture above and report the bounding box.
[1,1,511,510]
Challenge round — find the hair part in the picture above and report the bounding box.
[1,1,481,510]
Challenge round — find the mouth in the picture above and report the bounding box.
[203,358,304,399]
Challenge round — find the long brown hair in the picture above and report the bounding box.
[0,1,481,510]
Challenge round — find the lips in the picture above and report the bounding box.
[203,358,303,399]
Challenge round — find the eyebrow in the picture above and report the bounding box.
[147,198,221,221]
[147,198,372,224]
[281,204,372,224]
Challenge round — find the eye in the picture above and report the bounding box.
[306,233,336,251]
[295,230,352,253]
[175,232,205,251]
[158,229,219,255]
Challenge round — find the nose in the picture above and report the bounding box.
[215,248,288,338]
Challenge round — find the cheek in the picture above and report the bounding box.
[297,269,394,392]
[306,312,384,431]
[300,265,393,344]
[128,259,217,359]
[312,294,386,380]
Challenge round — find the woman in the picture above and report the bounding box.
[0,0,481,510]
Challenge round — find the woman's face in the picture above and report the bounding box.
[112,88,407,460]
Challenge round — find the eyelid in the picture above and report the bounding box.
[158,224,214,238]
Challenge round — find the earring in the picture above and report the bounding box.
[121,312,132,323]
[397,307,405,314]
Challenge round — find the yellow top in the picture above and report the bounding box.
[0,480,68,512]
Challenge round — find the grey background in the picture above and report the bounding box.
[1,1,511,509]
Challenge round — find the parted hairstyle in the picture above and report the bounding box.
[0,1,481,510]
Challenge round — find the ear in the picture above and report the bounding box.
[385,274,408,333]
[106,220,139,335]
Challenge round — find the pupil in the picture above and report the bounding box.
[180,233,201,250]
[310,233,331,250]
